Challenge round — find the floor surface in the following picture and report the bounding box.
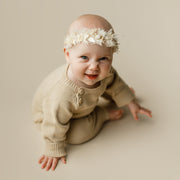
[1,1,179,179]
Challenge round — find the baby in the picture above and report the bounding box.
[32,14,152,171]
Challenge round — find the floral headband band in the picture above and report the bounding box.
[64,28,119,53]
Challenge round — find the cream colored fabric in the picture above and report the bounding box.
[32,63,135,157]
[66,106,110,144]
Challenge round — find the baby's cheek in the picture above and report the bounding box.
[73,63,86,73]
[101,62,111,72]
[100,67,111,79]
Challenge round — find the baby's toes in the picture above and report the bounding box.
[130,87,135,94]
[109,109,124,120]
[116,110,124,119]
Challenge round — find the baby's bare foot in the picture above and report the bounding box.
[130,87,135,94]
[108,109,124,121]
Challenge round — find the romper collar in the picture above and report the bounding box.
[63,63,106,95]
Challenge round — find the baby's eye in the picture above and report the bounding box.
[80,56,88,60]
[99,57,108,61]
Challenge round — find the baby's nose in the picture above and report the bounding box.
[89,61,99,70]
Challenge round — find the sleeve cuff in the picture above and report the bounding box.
[43,142,67,157]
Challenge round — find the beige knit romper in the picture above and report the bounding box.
[32,64,135,157]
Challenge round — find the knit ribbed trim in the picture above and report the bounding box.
[44,142,67,157]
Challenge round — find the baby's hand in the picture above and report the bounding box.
[127,100,152,120]
[38,155,66,171]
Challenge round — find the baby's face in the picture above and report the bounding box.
[65,43,113,88]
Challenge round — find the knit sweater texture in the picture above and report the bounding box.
[32,63,135,157]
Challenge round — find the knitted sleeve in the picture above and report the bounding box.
[103,67,135,107]
[40,95,73,158]
[35,83,72,157]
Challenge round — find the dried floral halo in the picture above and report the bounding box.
[64,28,120,53]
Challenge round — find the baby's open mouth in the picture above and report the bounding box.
[85,74,98,80]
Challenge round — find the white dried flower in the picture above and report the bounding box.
[64,28,120,53]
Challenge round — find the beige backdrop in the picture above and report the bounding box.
[1,0,180,179]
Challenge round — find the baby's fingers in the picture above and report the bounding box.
[38,155,45,164]
[139,108,152,117]
[132,111,138,120]
[51,158,59,171]
[41,156,48,169]
[45,158,53,171]
[61,157,66,164]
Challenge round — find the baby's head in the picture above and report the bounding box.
[64,14,119,53]
[64,14,119,88]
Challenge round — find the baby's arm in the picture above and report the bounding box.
[39,98,72,171]
[35,92,73,171]
[102,67,135,107]
[103,67,152,119]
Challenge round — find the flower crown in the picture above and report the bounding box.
[64,28,119,53]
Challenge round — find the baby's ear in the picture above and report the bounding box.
[64,48,70,62]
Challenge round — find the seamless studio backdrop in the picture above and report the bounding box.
[0,0,180,180]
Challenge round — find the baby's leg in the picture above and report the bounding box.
[66,106,109,144]
[66,106,124,145]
